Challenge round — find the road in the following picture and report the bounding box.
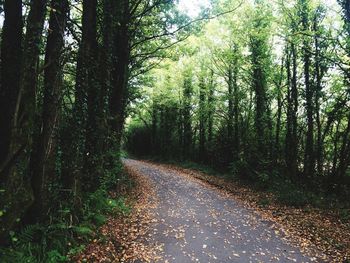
[124,159,319,263]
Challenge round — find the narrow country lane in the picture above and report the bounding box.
[123,159,322,263]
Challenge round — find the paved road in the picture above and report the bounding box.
[124,159,319,263]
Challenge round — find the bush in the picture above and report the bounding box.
[0,187,131,262]
[275,182,309,207]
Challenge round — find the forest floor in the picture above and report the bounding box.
[76,159,350,262]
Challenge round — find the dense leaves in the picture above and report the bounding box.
[0,0,349,261]
[0,0,186,260]
[126,0,350,201]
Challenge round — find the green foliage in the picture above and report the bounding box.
[125,0,350,203]
[101,152,124,191]
[0,224,68,263]
[114,197,132,215]
[273,181,309,207]
[339,209,350,223]
[0,184,131,262]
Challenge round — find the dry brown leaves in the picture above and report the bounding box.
[74,166,162,263]
[144,161,349,263]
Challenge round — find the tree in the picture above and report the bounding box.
[198,73,207,161]
[299,0,315,179]
[27,0,69,223]
[0,0,25,244]
[182,71,193,159]
[249,0,272,169]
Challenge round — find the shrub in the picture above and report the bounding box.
[275,182,309,207]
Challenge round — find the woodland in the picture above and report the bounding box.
[126,0,350,202]
[0,0,349,261]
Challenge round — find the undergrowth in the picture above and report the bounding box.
[0,161,132,263]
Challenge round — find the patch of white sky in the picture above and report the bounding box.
[0,0,342,38]
[178,0,339,15]
[178,0,211,18]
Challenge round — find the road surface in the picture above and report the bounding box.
[124,159,320,263]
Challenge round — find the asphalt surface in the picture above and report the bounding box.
[124,159,318,263]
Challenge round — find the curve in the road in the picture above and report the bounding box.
[124,159,322,263]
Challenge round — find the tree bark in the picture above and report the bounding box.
[207,70,215,145]
[0,0,28,245]
[0,0,23,167]
[250,37,270,163]
[300,0,315,179]
[108,0,131,152]
[199,75,206,161]
[285,42,299,178]
[182,74,193,159]
[82,0,100,192]
[27,0,69,222]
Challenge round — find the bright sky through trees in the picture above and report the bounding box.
[178,0,339,17]
[178,0,211,17]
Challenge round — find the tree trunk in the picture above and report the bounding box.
[300,0,315,179]
[232,54,240,159]
[108,0,130,153]
[199,75,206,161]
[250,38,270,164]
[207,70,215,145]
[82,0,100,192]
[337,113,350,181]
[313,13,324,176]
[65,0,101,200]
[0,0,22,165]
[275,56,284,163]
[285,42,299,178]
[0,0,29,245]
[27,0,69,222]
[182,74,192,159]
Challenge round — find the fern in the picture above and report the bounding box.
[72,225,94,237]
[0,248,37,263]
[17,224,43,244]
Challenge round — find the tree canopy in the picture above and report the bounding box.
[0,0,349,261]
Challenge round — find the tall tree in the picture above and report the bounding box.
[249,1,272,167]
[285,41,299,178]
[299,0,315,179]
[182,72,193,159]
[67,0,100,197]
[198,74,207,161]
[0,0,22,165]
[82,0,100,191]
[27,0,69,222]
[109,0,131,151]
[0,0,24,244]
[207,70,215,146]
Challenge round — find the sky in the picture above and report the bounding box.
[178,0,211,17]
[0,0,341,30]
[177,0,340,17]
